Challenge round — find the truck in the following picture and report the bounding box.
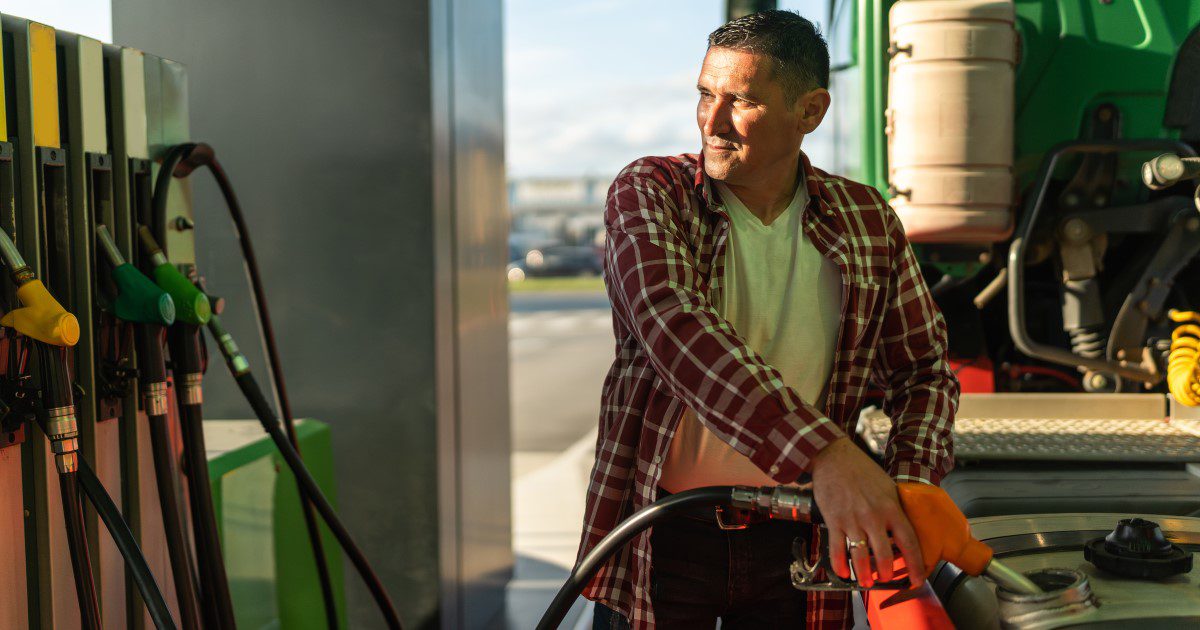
[823,0,1200,625]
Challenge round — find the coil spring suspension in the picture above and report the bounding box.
[1068,325,1108,360]
[1168,310,1200,406]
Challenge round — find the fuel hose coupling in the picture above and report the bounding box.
[729,485,817,523]
[44,404,79,474]
[143,381,169,417]
[208,315,250,376]
[180,373,203,406]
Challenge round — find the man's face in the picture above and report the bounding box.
[696,47,828,184]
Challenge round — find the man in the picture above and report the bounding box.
[579,10,958,630]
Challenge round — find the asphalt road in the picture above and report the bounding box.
[510,291,613,453]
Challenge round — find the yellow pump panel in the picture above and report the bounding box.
[29,22,59,149]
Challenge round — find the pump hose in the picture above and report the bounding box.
[169,324,237,630]
[537,487,733,630]
[229,367,404,629]
[136,325,203,630]
[156,142,339,628]
[76,459,178,630]
[1168,310,1200,406]
[61,472,102,630]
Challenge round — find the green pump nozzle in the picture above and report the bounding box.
[136,225,211,325]
[96,225,175,326]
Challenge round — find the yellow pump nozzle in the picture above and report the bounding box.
[0,278,80,346]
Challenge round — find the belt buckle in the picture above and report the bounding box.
[715,506,749,530]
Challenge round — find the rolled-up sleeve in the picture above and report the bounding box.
[870,203,959,486]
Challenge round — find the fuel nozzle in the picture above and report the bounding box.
[0,230,79,347]
[896,483,1041,595]
[136,225,210,325]
[96,225,175,326]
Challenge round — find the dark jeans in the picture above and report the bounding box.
[594,512,809,629]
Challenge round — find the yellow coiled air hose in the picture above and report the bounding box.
[1168,310,1200,406]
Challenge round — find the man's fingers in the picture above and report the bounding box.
[827,526,850,579]
[847,532,873,588]
[866,523,895,583]
[889,514,927,587]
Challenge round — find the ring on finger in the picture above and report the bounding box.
[847,538,868,550]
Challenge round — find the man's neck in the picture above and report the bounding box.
[720,154,802,225]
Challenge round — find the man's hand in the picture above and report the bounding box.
[811,437,926,588]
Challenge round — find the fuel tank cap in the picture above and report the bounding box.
[1084,517,1193,579]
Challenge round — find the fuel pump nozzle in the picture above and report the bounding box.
[0,231,79,347]
[539,482,1041,629]
[896,482,1042,596]
[95,225,175,326]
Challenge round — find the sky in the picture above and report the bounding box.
[0,0,110,41]
[0,1,833,181]
[504,0,832,179]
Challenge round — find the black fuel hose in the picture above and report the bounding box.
[155,142,339,628]
[76,458,178,630]
[537,487,734,630]
[222,353,403,629]
[168,324,237,630]
[61,472,102,630]
[136,325,203,630]
[34,345,102,630]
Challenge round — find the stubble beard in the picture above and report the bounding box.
[703,146,741,182]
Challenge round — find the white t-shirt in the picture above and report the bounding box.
[659,179,843,492]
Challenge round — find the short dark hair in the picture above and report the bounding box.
[707,10,830,101]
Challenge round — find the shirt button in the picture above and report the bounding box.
[653,456,662,464]
[769,465,780,475]
[826,209,833,215]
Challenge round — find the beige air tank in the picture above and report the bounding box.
[887,0,1016,243]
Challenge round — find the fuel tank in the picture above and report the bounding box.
[932,513,1200,628]
[887,0,1016,243]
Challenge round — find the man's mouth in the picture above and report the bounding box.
[706,142,737,152]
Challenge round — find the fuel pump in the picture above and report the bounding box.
[0,230,98,628]
[132,217,234,628]
[95,224,202,630]
[142,141,404,629]
[535,484,1043,629]
[0,229,177,630]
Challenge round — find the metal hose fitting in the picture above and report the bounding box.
[729,485,817,522]
[180,373,203,406]
[45,404,80,473]
[143,381,170,416]
[208,315,250,376]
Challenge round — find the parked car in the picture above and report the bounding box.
[519,244,602,277]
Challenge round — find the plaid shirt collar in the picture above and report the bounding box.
[692,149,841,228]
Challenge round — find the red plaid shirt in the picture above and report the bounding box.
[577,151,958,628]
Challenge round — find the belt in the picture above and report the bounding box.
[659,488,770,530]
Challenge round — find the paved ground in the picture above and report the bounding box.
[507,290,612,629]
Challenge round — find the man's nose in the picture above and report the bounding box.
[701,97,732,138]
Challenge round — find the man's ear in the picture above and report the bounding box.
[796,87,832,135]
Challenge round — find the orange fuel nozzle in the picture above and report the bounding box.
[896,482,993,577]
